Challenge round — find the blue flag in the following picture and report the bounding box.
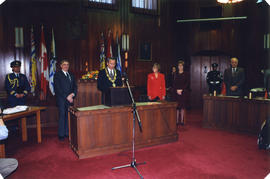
[116,33,122,74]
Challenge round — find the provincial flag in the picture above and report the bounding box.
[100,32,106,70]
[39,25,49,100]
[49,28,57,96]
[116,33,122,74]
[29,27,37,96]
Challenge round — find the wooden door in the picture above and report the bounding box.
[190,55,230,109]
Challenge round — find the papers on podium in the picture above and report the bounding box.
[3,106,28,115]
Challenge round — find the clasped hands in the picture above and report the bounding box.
[148,96,165,100]
[15,94,24,98]
[230,85,238,91]
[66,93,75,103]
[177,89,183,95]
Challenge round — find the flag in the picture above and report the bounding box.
[100,32,106,70]
[29,27,37,96]
[106,29,113,58]
[221,82,226,96]
[116,33,122,74]
[49,28,57,96]
[39,25,49,100]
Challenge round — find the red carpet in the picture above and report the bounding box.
[5,110,270,179]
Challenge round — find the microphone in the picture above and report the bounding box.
[122,72,127,79]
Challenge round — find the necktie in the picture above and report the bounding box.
[232,68,236,77]
[66,72,71,81]
[109,70,114,79]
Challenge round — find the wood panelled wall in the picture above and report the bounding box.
[0,0,269,112]
[172,0,269,90]
[0,0,174,93]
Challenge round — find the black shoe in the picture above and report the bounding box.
[58,136,65,141]
[64,135,69,138]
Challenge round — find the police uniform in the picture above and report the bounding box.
[4,61,30,107]
[206,63,223,94]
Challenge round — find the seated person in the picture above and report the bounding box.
[0,101,18,178]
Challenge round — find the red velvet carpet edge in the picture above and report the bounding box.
[5,112,270,179]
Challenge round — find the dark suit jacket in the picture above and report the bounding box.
[224,67,245,96]
[266,74,270,93]
[0,99,3,111]
[53,70,77,105]
[97,68,122,93]
[264,69,270,92]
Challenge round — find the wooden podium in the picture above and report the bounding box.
[105,86,132,106]
[74,79,102,108]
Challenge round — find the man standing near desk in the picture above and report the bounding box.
[4,60,30,107]
[224,57,245,96]
[54,60,77,141]
[97,58,122,103]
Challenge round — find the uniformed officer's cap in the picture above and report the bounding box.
[10,60,21,68]
[212,63,218,68]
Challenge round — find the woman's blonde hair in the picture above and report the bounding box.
[178,60,185,66]
[153,63,160,71]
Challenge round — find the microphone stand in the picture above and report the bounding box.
[112,77,146,179]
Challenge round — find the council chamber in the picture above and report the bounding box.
[0,0,269,178]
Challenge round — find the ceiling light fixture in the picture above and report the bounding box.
[0,0,5,5]
[217,0,243,3]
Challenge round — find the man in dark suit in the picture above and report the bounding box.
[224,57,245,96]
[4,60,30,107]
[54,60,77,141]
[97,58,122,103]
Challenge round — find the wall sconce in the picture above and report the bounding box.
[0,0,6,5]
[122,33,129,51]
[15,27,24,48]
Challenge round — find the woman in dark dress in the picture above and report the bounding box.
[173,60,190,126]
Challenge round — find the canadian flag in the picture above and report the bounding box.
[39,25,49,100]
[106,29,113,58]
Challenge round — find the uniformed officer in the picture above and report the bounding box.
[4,60,30,107]
[206,63,223,94]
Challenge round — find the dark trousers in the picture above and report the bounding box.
[57,100,69,137]
[208,86,221,94]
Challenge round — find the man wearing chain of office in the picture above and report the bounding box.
[97,57,122,103]
[4,60,30,107]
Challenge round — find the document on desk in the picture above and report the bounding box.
[3,106,28,115]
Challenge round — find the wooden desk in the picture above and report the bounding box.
[69,102,178,159]
[203,95,270,133]
[0,106,46,158]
